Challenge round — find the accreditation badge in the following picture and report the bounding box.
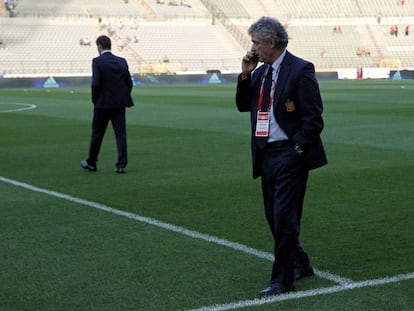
[255,111,270,137]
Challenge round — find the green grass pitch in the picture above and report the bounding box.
[1,80,413,310]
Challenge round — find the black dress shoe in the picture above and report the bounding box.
[115,167,125,174]
[294,265,314,280]
[258,283,295,296]
[81,160,97,172]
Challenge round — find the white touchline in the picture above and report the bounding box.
[1,176,352,285]
[3,176,413,309]
[186,272,414,311]
[0,103,37,113]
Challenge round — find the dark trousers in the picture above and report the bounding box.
[260,144,310,286]
[87,107,128,169]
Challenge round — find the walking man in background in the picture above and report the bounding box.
[235,16,327,296]
[81,35,134,173]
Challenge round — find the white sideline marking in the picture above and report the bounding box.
[1,176,351,284]
[313,268,353,285]
[187,272,414,311]
[0,103,37,113]
[0,176,273,260]
[3,176,412,309]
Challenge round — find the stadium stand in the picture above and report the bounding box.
[0,17,98,75]
[199,0,250,18]
[145,0,209,19]
[115,21,244,73]
[16,0,144,18]
[0,0,413,76]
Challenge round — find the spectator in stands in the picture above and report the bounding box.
[79,37,91,46]
[235,16,326,297]
[181,0,191,8]
[81,35,134,174]
[5,0,16,17]
[405,25,409,36]
[320,48,327,58]
[0,39,4,49]
[390,25,395,36]
[376,11,382,24]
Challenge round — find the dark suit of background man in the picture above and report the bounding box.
[81,35,134,174]
[235,16,328,296]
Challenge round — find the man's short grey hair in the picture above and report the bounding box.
[248,16,288,49]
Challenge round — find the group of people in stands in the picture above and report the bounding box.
[356,47,371,56]
[390,25,410,36]
[156,0,191,8]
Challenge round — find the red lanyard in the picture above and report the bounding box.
[257,67,275,111]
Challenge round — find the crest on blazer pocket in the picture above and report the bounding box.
[285,99,295,112]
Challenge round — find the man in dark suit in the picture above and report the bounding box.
[81,35,134,173]
[235,17,328,296]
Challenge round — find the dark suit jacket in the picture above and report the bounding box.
[91,51,134,108]
[236,51,327,178]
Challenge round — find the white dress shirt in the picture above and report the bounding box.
[268,50,289,142]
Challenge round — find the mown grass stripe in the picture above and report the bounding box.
[0,175,351,286]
